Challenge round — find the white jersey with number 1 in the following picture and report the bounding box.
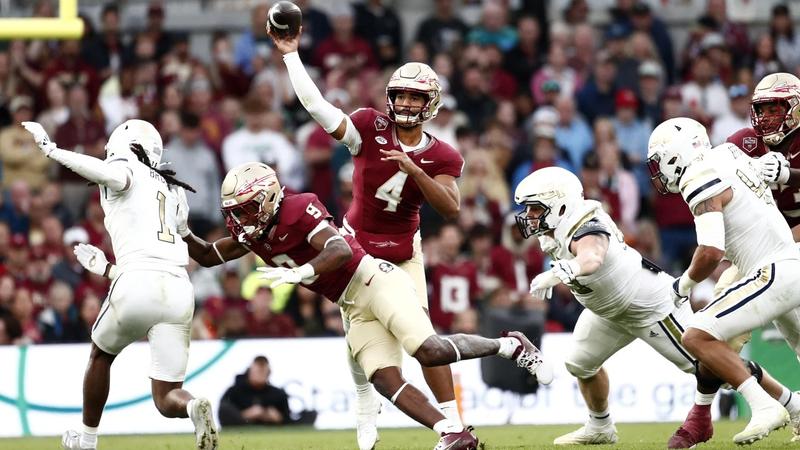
[100,155,189,271]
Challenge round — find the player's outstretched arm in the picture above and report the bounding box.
[676,189,733,297]
[183,234,249,267]
[268,26,362,154]
[305,225,353,274]
[21,121,130,192]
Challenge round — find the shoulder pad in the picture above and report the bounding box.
[572,218,611,241]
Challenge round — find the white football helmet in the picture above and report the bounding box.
[220,162,284,240]
[106,119,164,168]
[386,62,442,127]
[751,72,800,146]
[647,117,711,194]
[514,167,584,238]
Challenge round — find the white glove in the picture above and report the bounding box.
[174,187,191,238]
[538,235,558,254]
[550,259,581,284]
[257,264,314,289]
[671,272,697,308]
[529,271,561,299]
[21,121,56,156]
[74,243,116,278]
[759,151,790,185]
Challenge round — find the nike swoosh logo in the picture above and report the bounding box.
[421,158,434,164]
[365,275,375,286]
[278,234,288,241]
[788,150,800,160]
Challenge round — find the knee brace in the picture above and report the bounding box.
[745,359,763,383]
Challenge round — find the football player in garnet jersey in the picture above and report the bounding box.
[174,162,552,450]
[269,23,466,450]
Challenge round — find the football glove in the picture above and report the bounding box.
[671,272,696,307]
[173,187,191,238]
[529,271,561,300]
[257,264,315,289]
[758,151,790,185]
[550,259,581,284]
[74,243,116,279]
[21,121,56,156]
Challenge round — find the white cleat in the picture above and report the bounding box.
[790,395,800,443]
[61,430,94,450]
[553,425,619,445]
[733,402,789,445]
[503,331,553,385]
[356,388,382,450]
[189,397,218,450]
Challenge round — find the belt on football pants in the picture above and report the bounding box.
[641,256,664,274]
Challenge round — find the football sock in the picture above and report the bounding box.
[186,398,196,419]
[347,350,370,386]
[433,418,463,435]
[779,387,800,416]
[737,376,774,410]
[588,408,612,429]
[496,337,520,359]
[695,391,716,406]
[80,424,98,449]
[438,400,463,427]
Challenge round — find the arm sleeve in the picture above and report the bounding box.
[679,162,731,213]
[49,148,131,192]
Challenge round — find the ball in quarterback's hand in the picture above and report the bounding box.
[267,1,302,39]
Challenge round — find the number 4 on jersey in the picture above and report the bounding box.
[375,170,408,212]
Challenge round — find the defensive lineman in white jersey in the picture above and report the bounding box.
[518,166,800,448]
[21,120,217,450]
[648,117,800,445]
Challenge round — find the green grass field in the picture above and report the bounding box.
[2,421,797,450]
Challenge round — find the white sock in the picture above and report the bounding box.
[779,387,800,416]
[356,383,372,397]
[695,391,716,406]
[433,418,463,435]
[496,337,520,359]
[737,376,774,410]
[587,408,611,429]
[186,398,196,419]
[80,424,98,449]
[439,400,463,427]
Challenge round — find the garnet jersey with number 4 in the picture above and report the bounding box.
[239,193,366,301]
[727,127,800,226]
[428,259,479,332]
[345,108,464,262]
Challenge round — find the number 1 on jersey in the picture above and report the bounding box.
[156,191,175,243]
[375,171,408,212]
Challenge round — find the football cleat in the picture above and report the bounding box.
[732,402,789,445]
[668,404,713,449]
[502,331,553,385]
[61,430,94,450]
[189,397,218,450]
[434,426,479,450]
[790,396,800,442]
[553,424,618,445]
[356,388,382,450]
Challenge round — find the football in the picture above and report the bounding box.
[266,1,302,39]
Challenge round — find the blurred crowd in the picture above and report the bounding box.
[0,0,796,346]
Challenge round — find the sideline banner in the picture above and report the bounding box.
[0,334,703,437]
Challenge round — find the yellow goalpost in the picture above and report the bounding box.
[0,0,84,39]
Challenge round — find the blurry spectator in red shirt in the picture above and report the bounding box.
[313,5,378,77]
[6,234,29,282]
[10,286,41,344]
[581,151,621,224]
[43,39,100,106]
[428,223,480,333]
[209,31,250,99]
[39,216,64,263]
[247,287,298,338]
[490,214,546,300]
[482,44,517,101]
[77,291,101,341]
